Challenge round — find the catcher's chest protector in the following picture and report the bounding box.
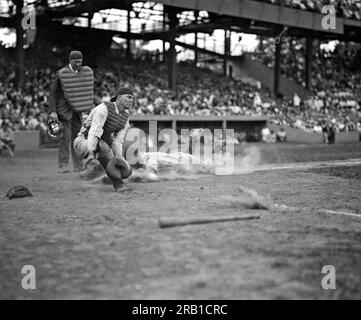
[59,66,94,113]
[101,102,129,145]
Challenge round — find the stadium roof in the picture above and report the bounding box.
[1,0,361,42]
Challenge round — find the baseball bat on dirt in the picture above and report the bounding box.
[159,214,260,228]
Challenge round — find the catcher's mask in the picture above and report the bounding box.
[47,117,64,139]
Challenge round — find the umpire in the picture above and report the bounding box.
[48,50,94,173]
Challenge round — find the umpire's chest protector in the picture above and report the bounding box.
[58,66,94,113]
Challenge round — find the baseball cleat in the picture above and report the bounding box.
[115,183,128,193]
[79,160,104,180]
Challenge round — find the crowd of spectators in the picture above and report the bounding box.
[253,40,361,133]
[94,56,278,118]
[257,0,361,20]
[0,42,360,148]
[0,55,50,146]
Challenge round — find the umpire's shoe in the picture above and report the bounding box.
[58,166,70,174]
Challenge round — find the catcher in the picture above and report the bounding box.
[73,88,134,192]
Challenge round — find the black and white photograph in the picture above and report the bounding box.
[1,0,361,301]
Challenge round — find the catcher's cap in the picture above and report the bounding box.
[110,87,133,102]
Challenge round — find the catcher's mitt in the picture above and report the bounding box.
[3,185,33,200]
[106,157,133,180]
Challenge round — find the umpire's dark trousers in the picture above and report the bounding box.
[59,112,83,171]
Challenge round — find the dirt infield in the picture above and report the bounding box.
[1,143,361,299]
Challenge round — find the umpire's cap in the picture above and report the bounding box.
[69,50,83,60]
[110,87,134,102]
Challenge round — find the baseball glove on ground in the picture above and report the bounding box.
[5,185,33,199]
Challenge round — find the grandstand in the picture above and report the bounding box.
[2,1,361,301]
[0,0,361,145]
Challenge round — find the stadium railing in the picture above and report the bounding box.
[268,124,360,144]
[13,117,359,151]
